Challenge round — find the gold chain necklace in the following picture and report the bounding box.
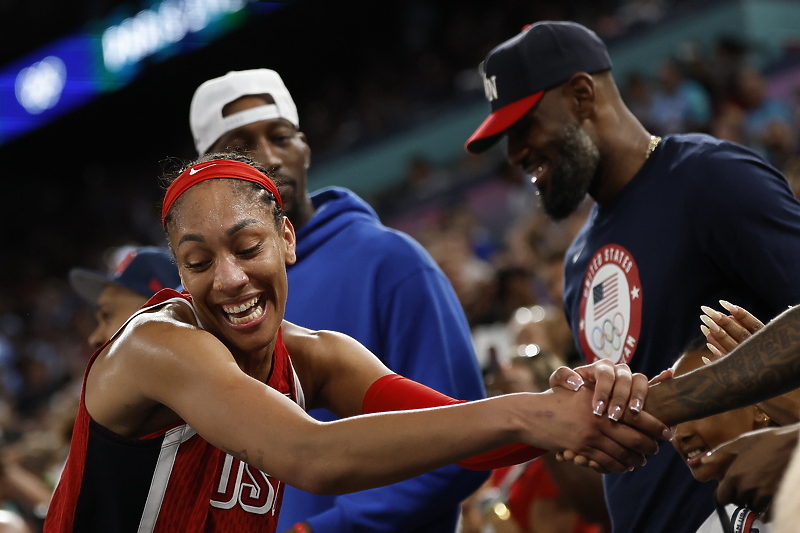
[646,135,662,158]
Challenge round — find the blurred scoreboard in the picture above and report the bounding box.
[0,0,283,146]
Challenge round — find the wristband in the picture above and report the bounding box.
[362,374,545,470]
[362,374,464,413]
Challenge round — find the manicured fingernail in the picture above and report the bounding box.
[662,428,674,440]
[566,376,584,391]
[699,314,719,332]
[608,405,623,421]
[701,305,722,319]
[719,300,738,313]
[630,398,642,413]
[707,343,723,358]
[593,400,605,416]
[701,356,713,366]
[700,324,710,337]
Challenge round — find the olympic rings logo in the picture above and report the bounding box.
[590,312,625,357]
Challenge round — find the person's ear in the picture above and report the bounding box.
[281,216,297,265]
[565,72,596,121]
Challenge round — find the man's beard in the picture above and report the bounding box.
[541,124,600,221]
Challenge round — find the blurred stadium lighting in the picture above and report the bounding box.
[101,0,248,72]
[0,0,283,146]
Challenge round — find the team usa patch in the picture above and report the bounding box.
[577,244,642,364]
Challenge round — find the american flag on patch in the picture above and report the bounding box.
[593,273,619,319]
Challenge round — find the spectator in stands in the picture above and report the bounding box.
[669,337,772,531]
[69,246,182,350]
[669,301,800,522]
[648,58,712,135]
[731,64,795,164]
[464,20,800,533]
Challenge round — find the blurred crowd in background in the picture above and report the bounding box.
[0,0,799,531]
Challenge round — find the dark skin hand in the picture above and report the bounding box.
[640,304,800,428]
[563,304,800,472]
[701,301,800,426]
[700,424,799,514]
[631,304,800,512]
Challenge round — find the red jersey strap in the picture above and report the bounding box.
[362,374,545,470]
[143,287,188,307]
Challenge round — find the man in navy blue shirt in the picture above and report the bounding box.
[465,20,800,532]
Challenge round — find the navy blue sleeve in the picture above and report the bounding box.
[690,142,800,315]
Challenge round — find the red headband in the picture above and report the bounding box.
[161,159,283,226]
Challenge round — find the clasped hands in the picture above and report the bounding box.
[553,302,800,513]
[546,358,674,474]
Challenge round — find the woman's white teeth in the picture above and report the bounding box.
[228,305,263,325]
[223,297,258,314]
[222,297,263,324]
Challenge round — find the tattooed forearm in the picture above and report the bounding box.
[644,305,800,427]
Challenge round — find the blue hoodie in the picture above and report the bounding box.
[278,187,488,532]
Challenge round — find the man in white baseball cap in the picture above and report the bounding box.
[190,69,312,230]
[191,69,300,157]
